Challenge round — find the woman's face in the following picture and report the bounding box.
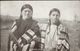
[50,11,60,24]
[21,8,33,20]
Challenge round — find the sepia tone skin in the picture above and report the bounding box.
[49,10,60,25]
[21,8,33,20]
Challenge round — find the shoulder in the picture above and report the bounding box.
[14,19,22,26]
[11,19,19,28]
[58,23,67,32]
[31,19,39,27]
[11,19,21,29]
[58,23,68,35]
[15,19,21,23]
[58,23,69,39]
[31,19,39,29]
[32,19,38,24]
[12,19,20,25]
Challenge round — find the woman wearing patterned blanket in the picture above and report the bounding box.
[44,8,70,51]
[8,4,41,51]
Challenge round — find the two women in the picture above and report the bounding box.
[8,4,70,51]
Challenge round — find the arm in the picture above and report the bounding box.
[8,21,17,51]
[58,24,70,51]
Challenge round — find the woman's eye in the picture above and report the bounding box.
[25,10,31,13]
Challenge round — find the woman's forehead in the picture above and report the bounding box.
[51,11,60,15]
[22,8,32,11]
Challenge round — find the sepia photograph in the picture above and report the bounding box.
[0,1,80,51]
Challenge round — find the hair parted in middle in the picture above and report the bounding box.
[49,8,60,16]
[19,4,33,20]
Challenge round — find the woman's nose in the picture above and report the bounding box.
[25,11,29,15]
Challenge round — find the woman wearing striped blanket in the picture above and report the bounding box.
[8,4,41,51]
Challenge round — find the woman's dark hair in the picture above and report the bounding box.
[49,8,60,16]
[19,4,33,20]
[48,8,61,26]
[21,4,33,12]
